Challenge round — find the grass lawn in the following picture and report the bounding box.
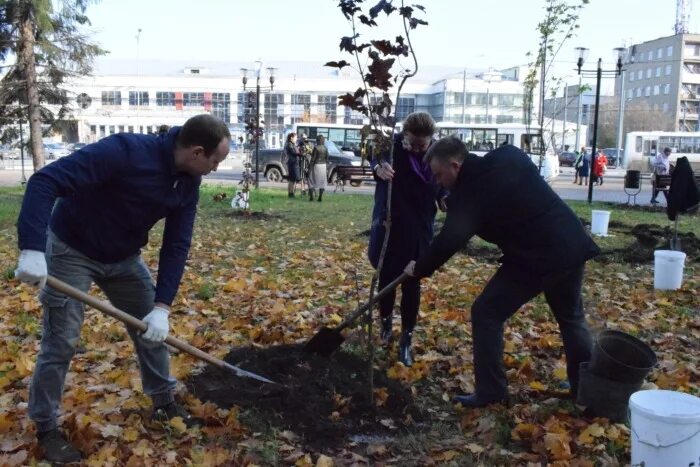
[0,184,697,465]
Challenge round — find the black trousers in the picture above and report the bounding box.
[470,264,592,399]
[377,258,420,333]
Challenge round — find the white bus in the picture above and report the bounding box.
[624,131,700,173]
[293,123,367,156]
[436,122,573,182]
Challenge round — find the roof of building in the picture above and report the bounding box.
[92,58,515,83]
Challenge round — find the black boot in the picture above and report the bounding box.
[37,429,82,464]
[379,315,393,345]
[318,188,324,202]
[288,192,295,198]
[309,189,315,201]
[399,330,413,367]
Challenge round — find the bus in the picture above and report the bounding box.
[624,131,700,173]
[293,123,367,157]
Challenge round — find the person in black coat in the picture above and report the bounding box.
[369,112,445,366]
[404,136,600,407]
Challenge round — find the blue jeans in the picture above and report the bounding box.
[29,232,176,433]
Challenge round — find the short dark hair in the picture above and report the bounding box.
[663,147,672,153]
[424,136,468,164]
[402,111,436,137]
[287,132,296,142]
[176,114,230,157]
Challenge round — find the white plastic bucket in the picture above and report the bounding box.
[590,210,610,236]
[629,390,700,466]
[654,250,686,290]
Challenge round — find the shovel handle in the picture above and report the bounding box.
[46,275,230,372]
[335,272,409,333]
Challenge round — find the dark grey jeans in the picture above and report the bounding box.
[470,264,592,400]
[29,232,176,433]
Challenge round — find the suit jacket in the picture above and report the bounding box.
[413,145,600,282]
[368,134,443,268]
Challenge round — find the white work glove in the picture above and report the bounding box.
[142,306,170,343]
[14,250,48,288]
[375,162,395,181]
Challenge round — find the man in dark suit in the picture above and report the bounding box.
[405,137,600,407]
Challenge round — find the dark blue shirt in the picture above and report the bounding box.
[17,128,200,305]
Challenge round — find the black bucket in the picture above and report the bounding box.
[624,170,641,189]
[588,330,657,384]
[576,362,641,422]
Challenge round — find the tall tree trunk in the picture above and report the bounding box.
[19,17,44,170]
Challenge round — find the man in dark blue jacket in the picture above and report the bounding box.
[369,112,444,366]
[14,114,230,463]
[405,137,599,408]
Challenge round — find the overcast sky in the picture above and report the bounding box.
[84,0,687,92]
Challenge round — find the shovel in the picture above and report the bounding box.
[670,217,682,251]
[305,272,409,356]
[46,276,277,385]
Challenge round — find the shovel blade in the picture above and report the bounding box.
[304,327,345,356]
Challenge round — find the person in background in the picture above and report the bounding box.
[573,149,583,185]
[309,135,328,202]
[593,149,608,186]
[369,111,445,366]
[284,132,301,198]
[404,137,599,408]
[650,146,672,204]
[13,114,230,463]
[578,147,590,186]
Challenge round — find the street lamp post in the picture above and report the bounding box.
[575,46,626,204]
[241,61,275,188]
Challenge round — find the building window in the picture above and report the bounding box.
[211,92,230,123]
[237,92,255,125]
[663,102,669,112]
[264,93,284,128]
[645,86,651,96]
[646,68,652,78]
[653,85,660,95]
[648,50,653,61]
[666,64,672,76]
[128,91,149,107]
[656,67,661,77]
[101,91,121,106]
[638,70,643,80]
[627,89,633,99]
[667,45,673,57]
[183,92,204,107]
[685,43,700,56]
[664,83,670,94]
[396,97,416,121]
[317,95,337,123]
[657,48,663,59]
[636,88,642,97]
[291,94,311,123]
[630,72,634,82]
[495,115,514,123]
[156,92,175,107]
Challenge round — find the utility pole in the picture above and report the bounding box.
[615,69,626,167]
[561,85,568,153]
[461,69,467,124]
[136,28,142,133]
[575,74,583,152]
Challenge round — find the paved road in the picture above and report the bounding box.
[0,163,663,207]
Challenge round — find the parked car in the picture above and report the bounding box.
[43,143,71,160]
[602,148,622,167]
[558,151,577,167]
[0,144,20,160]
[70,142,87,151]
[254,140,365,184]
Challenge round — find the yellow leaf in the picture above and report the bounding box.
[123,427,139,442]
[223,278,246,293]
[13,353,34,377]
[529,381,547,391]
[316,454,334,467]
[512,423,538,441]
[131,439,153,457]
[433,450,460,461]
[577,423,606,445]
[373,387,389,407]
[553,367,568,381]
[465,443,485,454]
[544,433,572,461]
[169,416,187,434]
[295,454,313,467]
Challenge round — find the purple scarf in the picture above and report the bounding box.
[408,152,433,183]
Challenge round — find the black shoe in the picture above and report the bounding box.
[398,330,413,367]
[309,189,315,201]
[650,199,659,204]
[452,393,507,408]
[318,189,324,202]
[37,429,82,464]
[379,316,393,345]
[288,192,295,198]
[152,402,202,428]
